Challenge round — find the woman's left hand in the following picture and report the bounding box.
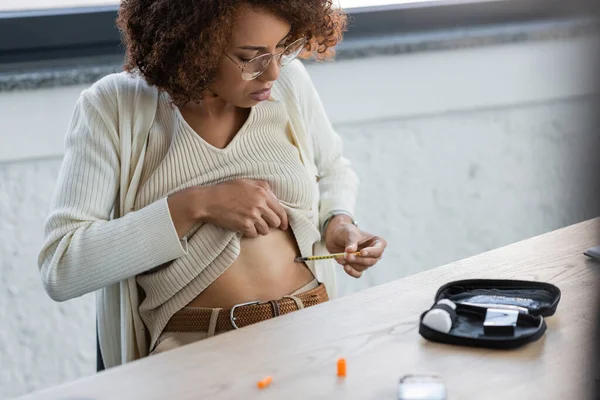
[324,215,387,278]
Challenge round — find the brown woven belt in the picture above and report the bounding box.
[164,283,329,333]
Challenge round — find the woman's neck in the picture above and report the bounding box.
[180,91,237,120]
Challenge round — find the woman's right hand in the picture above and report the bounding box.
[168,179,288,238]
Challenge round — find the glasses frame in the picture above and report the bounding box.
[225,37,308,81]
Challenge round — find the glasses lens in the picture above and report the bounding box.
[280,38,307,66]
[241,54,272,80]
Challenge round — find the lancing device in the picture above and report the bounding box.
[421,299,457,333]
[295,252,361,263]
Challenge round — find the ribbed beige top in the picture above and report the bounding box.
[134,94,321,348]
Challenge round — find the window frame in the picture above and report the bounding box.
[0,0,594,65]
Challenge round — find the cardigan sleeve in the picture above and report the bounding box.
[38,89,187,302]
[287,60,360,230]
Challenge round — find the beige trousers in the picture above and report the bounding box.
[150,279,320,355]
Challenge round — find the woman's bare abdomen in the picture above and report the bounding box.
[186,228,314,309]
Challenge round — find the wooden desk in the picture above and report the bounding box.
[19,219,600,399]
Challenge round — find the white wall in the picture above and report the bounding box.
[1,35,599,399]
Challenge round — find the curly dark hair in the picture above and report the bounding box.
[116,0,347,104]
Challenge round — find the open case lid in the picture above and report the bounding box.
[434,279,561,317]
[419,279,562,349]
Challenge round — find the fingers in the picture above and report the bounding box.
[327,227,387,279]
[357,238,387,259]
[241,218,268,238]
[241,221,259,238]
[343,264,363,279]
[337,254,380,274]
[246,209,270,237]
[348,239,384,270]
[252,180,288,231]
[254,218,270,236]
[348,254,380,267]
[337,248,363,278]
[342,257,381,273]
[338,239,384,277]
[264,191,288,230]
[260,206,282,229]
[344,228,362,253]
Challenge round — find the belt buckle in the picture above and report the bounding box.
[229,300,260,329]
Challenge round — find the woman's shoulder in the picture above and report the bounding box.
[81,71,158,110]
[73,71,160,141]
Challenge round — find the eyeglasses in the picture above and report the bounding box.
[225,37,307,81]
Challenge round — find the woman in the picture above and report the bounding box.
[38,0,387,367]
